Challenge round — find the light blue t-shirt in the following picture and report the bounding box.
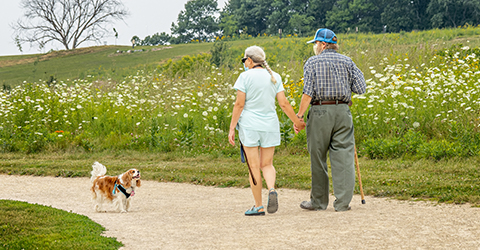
[233,68,284,132]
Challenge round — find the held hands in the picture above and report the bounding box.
[294,117,306,134]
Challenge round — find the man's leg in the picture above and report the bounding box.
[306,106,333,210]
[329,105,355,211]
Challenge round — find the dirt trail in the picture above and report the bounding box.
[1,175,479,249]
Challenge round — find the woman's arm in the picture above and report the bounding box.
[276,91,305,133]
[228,90,246,146]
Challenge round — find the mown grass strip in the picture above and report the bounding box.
[1,151,479,205]
[0,200,122,249]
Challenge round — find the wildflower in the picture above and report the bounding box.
[198,92,203,97]
[413,122,420,128]
[136,122,141,126]
[184,113,188,118]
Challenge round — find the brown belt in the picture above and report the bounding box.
[312,100,348,105]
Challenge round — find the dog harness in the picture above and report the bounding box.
[113,179,133,198]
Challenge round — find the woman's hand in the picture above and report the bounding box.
[294,118,306,134]
[228,129,236,146]
[228,90,245,147]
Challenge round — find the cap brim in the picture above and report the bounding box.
[307,39,316,44]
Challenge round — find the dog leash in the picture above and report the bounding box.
[240,142,257,186]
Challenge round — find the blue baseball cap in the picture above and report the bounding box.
[307,28,337,44]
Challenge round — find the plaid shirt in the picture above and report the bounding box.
[303,49,366,103]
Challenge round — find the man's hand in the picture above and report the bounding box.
[294,118,305,134]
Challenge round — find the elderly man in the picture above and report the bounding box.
[295,28,366,212]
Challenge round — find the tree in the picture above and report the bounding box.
[141,32,171,46]
[131,36,141,46]
[171,0,219,43]
[13,0,128,50]
[325,0,354,33]
[218,11,239,37]
[224,0,273,36]
[326,0,385,33]
[267,0,291,34]
[381,1,416,32]
[288,13,315,36]
[306,0,335,31]
[427,0,480,28]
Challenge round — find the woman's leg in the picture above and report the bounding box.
[243,146,262,207]
[259,147,276,190]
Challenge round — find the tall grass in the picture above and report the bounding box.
[1,27,480,159]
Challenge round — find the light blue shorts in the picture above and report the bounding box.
[238,127,281,148]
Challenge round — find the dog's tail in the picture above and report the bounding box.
[90,161,107,182]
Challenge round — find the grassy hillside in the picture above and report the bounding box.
[0,43,215,86]
[2,27,480,87]
[0,37,291,87]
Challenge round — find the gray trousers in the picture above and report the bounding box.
[306,104,355,211]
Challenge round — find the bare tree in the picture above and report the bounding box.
[13,0,128,50]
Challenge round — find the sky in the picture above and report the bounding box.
[0,0,228,56]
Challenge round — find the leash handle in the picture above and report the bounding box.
[240,143,257,186]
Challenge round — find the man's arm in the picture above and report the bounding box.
[351,62,366,95]
[297,94,312,118]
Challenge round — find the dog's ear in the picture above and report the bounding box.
[136,179,141,187]
[122,171,133,187]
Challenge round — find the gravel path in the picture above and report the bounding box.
[1,175,480,249]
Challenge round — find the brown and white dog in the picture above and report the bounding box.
[90,161,141,213]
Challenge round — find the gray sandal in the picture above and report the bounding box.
[267,189,278,213]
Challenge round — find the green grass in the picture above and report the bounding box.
[0,43,214,87]
[1,151,479,205]
[0,200,123,249]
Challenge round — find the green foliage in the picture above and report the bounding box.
[160,53,213,78]
[0,200,122,249]
[139,32,171,46]
[428,0,480,28]
[217,0,480,37]
[171,0,220,43]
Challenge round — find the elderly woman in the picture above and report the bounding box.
[228,45,305,216]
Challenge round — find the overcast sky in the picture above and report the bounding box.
[0,0,228,56]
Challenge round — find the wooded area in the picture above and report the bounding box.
[136,0,480,45]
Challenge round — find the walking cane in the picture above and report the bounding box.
[240,143,257,186]
[354,145,366,204]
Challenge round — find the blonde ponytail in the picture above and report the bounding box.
[262,60,277,84]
